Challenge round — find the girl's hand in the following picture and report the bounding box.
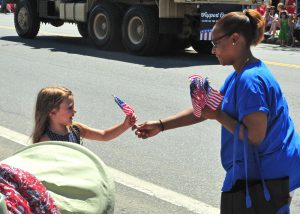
[201,106,221,120]
[123,114,137,128]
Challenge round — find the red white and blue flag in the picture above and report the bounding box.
[113,95,135,116]
[189,74,223,117]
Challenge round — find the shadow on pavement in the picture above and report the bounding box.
[0,35,219,69]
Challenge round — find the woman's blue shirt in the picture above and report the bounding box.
[219,60,300,192]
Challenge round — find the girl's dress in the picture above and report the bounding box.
[45,124,81,144]
[279,19,289,41]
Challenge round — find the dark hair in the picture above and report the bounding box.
[280,10,288,18]
[215,9,265,46]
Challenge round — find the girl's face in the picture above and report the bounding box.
[50,96,76,126]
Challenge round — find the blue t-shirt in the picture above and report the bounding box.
[220,60,300,192]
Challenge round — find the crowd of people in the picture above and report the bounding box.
[254,0,299,47]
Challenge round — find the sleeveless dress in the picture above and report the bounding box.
[45,125,81,144]
[279,19,288,41]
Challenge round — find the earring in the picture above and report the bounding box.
[233,43,235,46]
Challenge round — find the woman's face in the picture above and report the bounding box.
[211,27,235,66]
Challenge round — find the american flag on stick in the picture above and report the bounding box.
[189,74,223,117]
[113,95,135,116]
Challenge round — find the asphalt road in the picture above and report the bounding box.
[0,13,300,213]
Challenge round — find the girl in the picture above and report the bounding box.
[278,11,289,46]
[32,86,137,144]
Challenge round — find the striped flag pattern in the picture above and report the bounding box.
[113,95,135,116]
[199,29,212,41]
[189,74,223,117]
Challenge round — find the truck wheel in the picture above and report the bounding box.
[191,37,213,54]
[14,0,40,38]
[88,3,122,50]
[122,5,159,56]
[77,22,88,38]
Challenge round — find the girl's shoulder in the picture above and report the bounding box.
[72,122,86,138]
[39,134,50,142]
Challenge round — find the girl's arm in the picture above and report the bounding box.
[202,107,267,145]
[76,114,137,142]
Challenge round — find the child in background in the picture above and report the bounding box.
[278,11,289,46]
[32,86,137,144]
[267,3,285,40]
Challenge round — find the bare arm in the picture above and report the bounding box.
[205,108,268,145]
[134,107,206,139]
[161,107,206,131]
[77,114,136,142]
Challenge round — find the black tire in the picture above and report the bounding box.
[191,37,213,54]
[122,5,159,56]
[14,0,40,38]
[50,20,64,27]
[77,22,88,38]
[88,3,122,50]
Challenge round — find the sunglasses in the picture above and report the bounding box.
[211,31,234,48]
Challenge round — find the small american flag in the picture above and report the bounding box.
[189,75,223,117]
[113,95,135,116]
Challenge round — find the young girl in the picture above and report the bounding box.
[278,11,289,46]
[32,86,137,144]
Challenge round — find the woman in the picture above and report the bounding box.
[134,9,300,211]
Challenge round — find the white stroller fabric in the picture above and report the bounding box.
[1,141,115,214]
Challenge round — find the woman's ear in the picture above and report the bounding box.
[232,33,240,45]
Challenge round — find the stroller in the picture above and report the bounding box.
[0,141,115,214]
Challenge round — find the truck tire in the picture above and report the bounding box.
[191,37,213,54]
[88,3,122,50]
[14,0,40,39]
[77,22,88,38]
[122,5,159,56]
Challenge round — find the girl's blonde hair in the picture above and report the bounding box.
[32,86,73,143]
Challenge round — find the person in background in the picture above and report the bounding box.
[134,9,300,212]
[292,13,300,46]
[278,10,289,46]
[285,0,296,15]
[268,2,285,40]
[256,0,267,16]
[265,6,278,32]
[0,0,7,13]
[32,86,136,144]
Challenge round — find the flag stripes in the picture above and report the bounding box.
[113,95,135,116]
[189,75,223,117]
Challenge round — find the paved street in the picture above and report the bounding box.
[1,13,300,213]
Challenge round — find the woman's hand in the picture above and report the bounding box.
[132,121,161,139]
[201,106,221,120]
[123,113,137,128]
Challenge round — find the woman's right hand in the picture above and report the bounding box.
[133,121,161,139]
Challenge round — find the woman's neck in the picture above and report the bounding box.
[234,51,255,74]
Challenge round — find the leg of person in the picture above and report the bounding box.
[0,0,7,13]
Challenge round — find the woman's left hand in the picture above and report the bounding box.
[201,106,221,120]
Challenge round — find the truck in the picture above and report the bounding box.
[10,0,256,55]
